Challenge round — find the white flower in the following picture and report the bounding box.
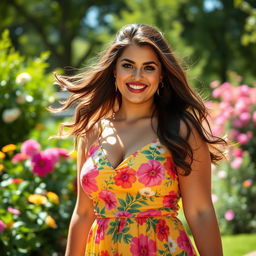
[167,237,177,253]
[139,187,155,197]
[2,108,21,123]
[16,93,26,104]
[15,72,31,85]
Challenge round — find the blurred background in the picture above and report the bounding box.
[0,0,255,255]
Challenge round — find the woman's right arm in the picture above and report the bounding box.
[65,136,96,256]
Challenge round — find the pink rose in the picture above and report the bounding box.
[21,139,41,157]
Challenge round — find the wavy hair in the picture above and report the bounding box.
[49,24,226,175]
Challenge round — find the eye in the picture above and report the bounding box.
[122,63,133,69]
[144,65,156,71]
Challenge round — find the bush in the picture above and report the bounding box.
[0,29,54,147]
[208,79,256,234]
[0,139,77,255]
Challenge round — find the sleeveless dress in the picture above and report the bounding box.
[80,138,197,256]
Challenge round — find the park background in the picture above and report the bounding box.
[0,0,256,255]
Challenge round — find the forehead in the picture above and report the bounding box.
[118,44,160,63]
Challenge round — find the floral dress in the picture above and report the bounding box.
[80,138,197,256]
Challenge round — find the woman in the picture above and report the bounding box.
[52,24,225,256]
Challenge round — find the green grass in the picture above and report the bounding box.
[222,234,256,256]
[190,233,256,256]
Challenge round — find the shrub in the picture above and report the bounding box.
[0,30,54,147]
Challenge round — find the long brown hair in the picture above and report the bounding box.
[49,24,226,175]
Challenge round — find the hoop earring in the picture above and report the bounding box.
[157,81,164,96]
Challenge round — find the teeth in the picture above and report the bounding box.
[127,84,146,89]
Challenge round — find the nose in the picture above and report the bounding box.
[133,68,142,79]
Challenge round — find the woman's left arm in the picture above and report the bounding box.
[178,124,223,256]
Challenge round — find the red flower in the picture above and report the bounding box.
[156,219,169,241]
[114,167,136,188]
[163,156,177,180]
[135,217,147,225]
[100,250,110,256]
[11,178,23,184]
[163,191,178,210]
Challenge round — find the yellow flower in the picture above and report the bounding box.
[178,199,183,209]
[46,216,57,228]
[6,221,14,228]
[28,194,47,205]
[2,144,17,152]
[0,164,4,172]
[0,151,5,159]
[69,150,77,159]
[47,192,59,204]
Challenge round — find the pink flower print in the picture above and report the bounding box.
[163,191,178,210]
[163,157,177,180]
[130,234,156,256]
[177,230,194,256]
[80,165,99,194]
[99,190,117,210]
[96,218,110,244]
[137,160,164,187]
[156,219,169,241]
[21,139,41,157]
[115,211,132,232]
[137,209,162,217]
[88,144,100,157]
[114,167,137,188]
[135,217,147,225]
[31,152,55,177]
[115,211,132,218]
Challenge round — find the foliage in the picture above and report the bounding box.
[0,29,54,147]
[207,77,256,234]
[0,138,77,255]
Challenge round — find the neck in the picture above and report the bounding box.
[114,99,155,123]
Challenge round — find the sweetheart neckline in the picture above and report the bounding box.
[96,137,160,170]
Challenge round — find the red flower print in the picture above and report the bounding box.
[137,160,164,187]
[96,218,110,244]
[100,250,110,256]
[177,230,195,256]
[80,160,99,194]
[156,219,169,241]
[130,234,156,256]
[114,167,137,188]
[163,191,178,210]
[163,156,177,180]
[135,217,147,225]
[99,190,117,210]
[115,211,132,233]
[137,209,162,217]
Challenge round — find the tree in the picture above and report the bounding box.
[0,0,127,70]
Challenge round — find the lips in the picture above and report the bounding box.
[126,82,147,93]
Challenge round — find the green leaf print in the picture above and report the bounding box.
[155,156,165,161]
[118,198,126,207]
[123,234,133,243]
[176,252,187,256]
[127,208,140,213]
[141,150,152,154]
[146,155,154,160]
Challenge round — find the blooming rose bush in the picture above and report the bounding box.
[0,139,77,255]
[0,30,54,147]
[207,80,256,234]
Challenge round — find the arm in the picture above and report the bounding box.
[178,123,223,256]
[65,136,96,256]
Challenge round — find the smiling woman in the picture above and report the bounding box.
[49,24,226,256]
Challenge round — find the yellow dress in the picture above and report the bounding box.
[80,138,197,256]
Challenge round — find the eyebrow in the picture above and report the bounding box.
[120,58,159,66]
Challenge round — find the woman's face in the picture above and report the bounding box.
[114,44,162,105]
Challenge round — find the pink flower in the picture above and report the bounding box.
[95,218,109,244]
[232,148,243,158]
[237,133,249,145]
[0,220,6,232]
[212,88,221,98]
[12,153,29,163]
[177,230,194,256]
[231,157,243,169]
[7,207,21,215]
[239,85,250,96]
[252,112,256,124]
[130,234,156,256]
[239,112,251,123]
[21,139,41,157]
[44,148,69,163]
[210,80,220,88]
[31,152,55,177]
[137,209,162,217]
[88,144,100,157]
[80,165,99,194]
[163,191,179,210]
[114,167,137,188]
[233,119,244,128]
[137,160,164,187]
[115,211,132,218]
[156,219,169,241]
[224,210,235,221]
[99,190,117,210]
